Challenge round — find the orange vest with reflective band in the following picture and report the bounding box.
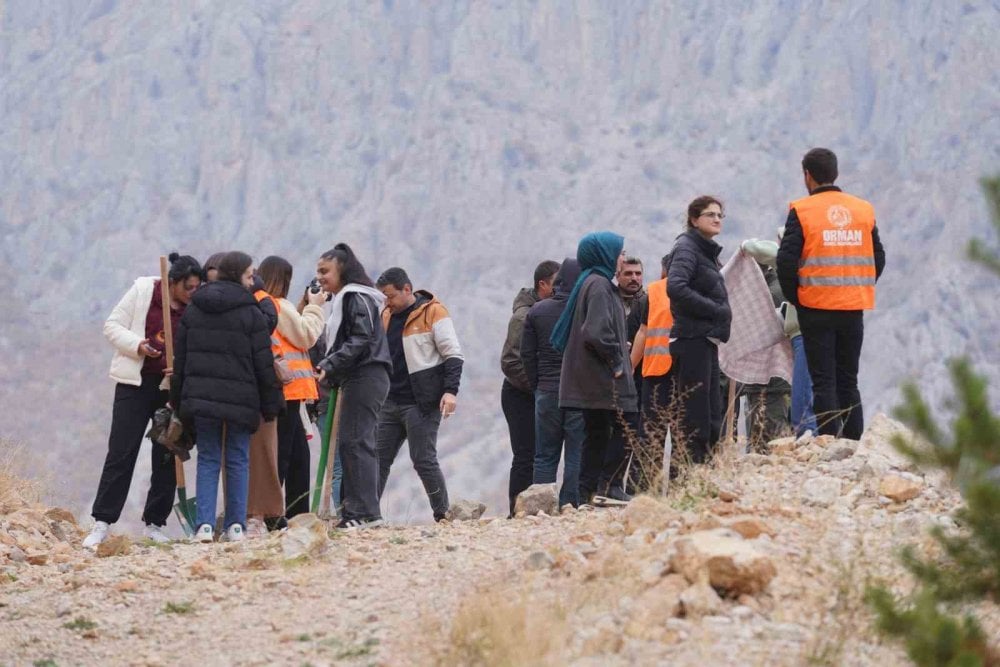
[254,290,319,402]
[642,278,673,378]
[792,190,877,311]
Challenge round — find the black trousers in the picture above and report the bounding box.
[798,308,865,440]
[501,379,536,515]
[376,398,449,520]
[600,410,639,494]
[579,409,615,501]
[277,399,311,519]
[91,375,176,526]
[669,338,722,464]
[639,371,673,489]
[338,366,389,522]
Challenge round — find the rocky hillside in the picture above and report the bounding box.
[1,415,995,665]
[1,2,999,521]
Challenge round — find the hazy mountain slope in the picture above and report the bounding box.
[1,0,998,522]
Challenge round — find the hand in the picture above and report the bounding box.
[306,288,328,307]
[314,368,327,384]
[163,367,174,378]
[439,393,457,419]
[137,339,162,358]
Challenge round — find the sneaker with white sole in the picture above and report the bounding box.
[82,521,110,549]
[245,517,267,539]
[193,524,214,543]
[336,518,384,531]
[223,524,245,542]
[142,524,171,544]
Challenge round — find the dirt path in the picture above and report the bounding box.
[2,415,992,666]
[0,514,598,666]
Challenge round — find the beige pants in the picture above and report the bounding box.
[247,418,284,519]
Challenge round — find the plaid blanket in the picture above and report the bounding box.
[718,251,793,384]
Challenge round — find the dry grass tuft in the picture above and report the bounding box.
[432,588,570,666]
[0,436,41,512]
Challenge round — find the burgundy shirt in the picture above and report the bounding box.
[142,280,186,376]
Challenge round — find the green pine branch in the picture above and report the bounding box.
[866,175,1000,666]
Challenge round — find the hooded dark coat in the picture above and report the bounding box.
[557,273,638,412]
[521,259,581,394]
[171,280,281,432]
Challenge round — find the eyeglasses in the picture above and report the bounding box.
[700,212,725,220]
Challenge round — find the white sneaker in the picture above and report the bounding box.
[82,521,109,549]
[245,518,267,539]
[142,524,171,544]
[224,524,245,543]
[193,524,214,543]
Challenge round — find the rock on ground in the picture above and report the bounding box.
[514,483,559,517]
[445,499,487,521]
[668,528,777,596]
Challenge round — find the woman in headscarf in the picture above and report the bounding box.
[552,232,637,505]
[667,196,732,464]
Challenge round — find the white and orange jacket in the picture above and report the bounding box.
[381,290,464,413]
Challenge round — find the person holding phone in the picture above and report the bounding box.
[313,244,392,530]
[83,253,202,549]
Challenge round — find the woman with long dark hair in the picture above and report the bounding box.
[171,251,280,542]
[83,253,202,548]
[314,243,391,530]
[667,196,732,464]
[253,256,326,531]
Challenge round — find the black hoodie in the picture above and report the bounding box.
[521,259,581,394]
[171,280,280,432]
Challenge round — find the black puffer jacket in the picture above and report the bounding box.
[521,259,580,394]
[316,291,391,385]
[171,281,281,432]
[667,228,732,342]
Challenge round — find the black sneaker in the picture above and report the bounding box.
[606,486,633,503]
[336,517,385,531]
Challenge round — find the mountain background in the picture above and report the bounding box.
[1,0,998,528]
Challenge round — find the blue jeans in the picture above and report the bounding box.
[791,335,818,437]
[195,417,251,531]
[533,390,583,507]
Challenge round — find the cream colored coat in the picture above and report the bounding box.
[103,276,159,387]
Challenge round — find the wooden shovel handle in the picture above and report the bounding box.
[158,256,174,370]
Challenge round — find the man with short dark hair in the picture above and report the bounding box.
[521,259,584,508]
[375,267,464,521]
[777,148,886,440]
[501,259,560,515]
[627,253,674,490]
[599,255,645,501]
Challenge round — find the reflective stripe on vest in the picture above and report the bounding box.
[254,290,319,401]
[792,190,877,311]
[642,278,673,378]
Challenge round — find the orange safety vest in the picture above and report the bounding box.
[642,278,673,378]
[792,190,877,310]
[254,290,319,402]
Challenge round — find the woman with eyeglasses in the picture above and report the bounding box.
[83,252,203,549]
[667,196,733,464]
